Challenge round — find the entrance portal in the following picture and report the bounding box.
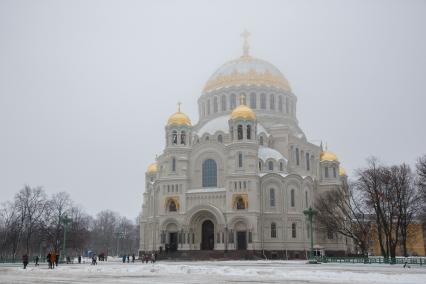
[237,231,247,250]
[201,220,214,250]
[169,232,178,252]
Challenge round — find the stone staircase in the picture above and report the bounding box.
[157,250,264,261]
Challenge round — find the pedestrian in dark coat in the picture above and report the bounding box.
[47,253,52,269]
[132,254,135,263]
[122,255,126,263]
[127,255,130,263]
[35,255,39,266]
[78,255,81,264]
[55,253,59,267]
[22,254,29,269]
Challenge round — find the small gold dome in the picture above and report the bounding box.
[230,104,256,120]
[339,166,347,176]
[320,151,338,162]
[167,103,191,126]
[230,97,256,120]
[146,163,158,173]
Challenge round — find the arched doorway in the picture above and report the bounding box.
[201,220,214,250]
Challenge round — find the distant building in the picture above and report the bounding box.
[140,33,351,258]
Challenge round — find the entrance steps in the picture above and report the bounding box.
[157,250,264,261]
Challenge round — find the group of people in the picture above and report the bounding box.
[141,252,156,264]
[46,252,59,269]
[121,254,135,263]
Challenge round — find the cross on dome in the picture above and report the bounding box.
[241,29,251,57]
[177,101,181,112]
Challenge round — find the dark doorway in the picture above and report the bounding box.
[169,232,178,252]
[201,220,214,250]
[237,231,247,250]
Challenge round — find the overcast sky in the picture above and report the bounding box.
[1,0,425,219]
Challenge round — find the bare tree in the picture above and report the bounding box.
[45,192,73,252]
[14,185,48,255]
[315,184,372,257]
[416,155,426,220]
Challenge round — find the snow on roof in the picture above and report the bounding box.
[186,188,226,194]
[196,115,269,136]
[258,146,287,162]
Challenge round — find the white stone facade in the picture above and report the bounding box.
[139,51,350,258]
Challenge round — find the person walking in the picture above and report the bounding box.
[127,255,130,263]
[50,252,56,269]
[78,255,81,264]
[55,253,59,267]
[22,254,29,269]
[34,255,39,266]
[132,254,135,263]
[122,255,126,263]
[47,252,52,269]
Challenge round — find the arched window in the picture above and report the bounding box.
[221,95,227,111]
[237,124,243,140]
[306,153,310,170]
[325,167,329,178]
[181,131,186,145]
[205,135,209,141]
[327,228,334,240]
[260,93,266,109]
[270,94,275,110]
[258,161,262,171]
[217,134,223,143]
[333,167,337,178]
[292,223,296,238]
[207,99,211,115]
[172,157,176,172]
[291,189,295,207]
[236,196,245,210]
[238,152,243,168]
[295,148,300,166]
[169,200,177,212]
[278,96,283,112]
[213,97,218,113]
[270,188,275,207]
[305,191,308,208]
[250,93,257,108]
[202,102,206,117]
[246,125,251,140]
[268,161,274,171]
[285,97,289,114]
[279,162,284,171]
[259,136,264,146]
[271,222,277,238]
[230,94,236,109]
[172,130,178,145]
[202,159,217,187]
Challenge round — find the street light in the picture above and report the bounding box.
[303,207,317,262]
[61,215,72,263]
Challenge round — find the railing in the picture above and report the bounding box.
[311,256,426,265]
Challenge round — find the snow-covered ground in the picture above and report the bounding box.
[0,260,425,284]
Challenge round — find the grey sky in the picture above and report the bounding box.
[1,0,425,218]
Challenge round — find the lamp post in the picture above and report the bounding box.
[303,207,317,261]
[61,215,72,263]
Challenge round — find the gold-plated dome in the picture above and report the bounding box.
[203,32,290,93]
[167,103,191,126]
[146,162,158,173]
[230,97,256,120]
[320,151,338,162]
[339,166,347,176]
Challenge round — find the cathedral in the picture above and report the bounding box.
[139,33,351,259]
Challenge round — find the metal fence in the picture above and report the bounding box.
[311,256,426,265]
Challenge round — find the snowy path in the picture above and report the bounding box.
[0,260,425,284]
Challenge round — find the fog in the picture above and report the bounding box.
[1,0,425,218]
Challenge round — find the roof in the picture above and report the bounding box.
[258,146,287,162]
[196,115,269,136]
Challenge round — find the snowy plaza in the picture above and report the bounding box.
[1,260,425,284]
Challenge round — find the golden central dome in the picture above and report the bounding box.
[167,103,191,126]
[339,166,347,176]
[230,100,256,120]
[320,151,338,162]
[203,56,291,93]
[147,162,158,173]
